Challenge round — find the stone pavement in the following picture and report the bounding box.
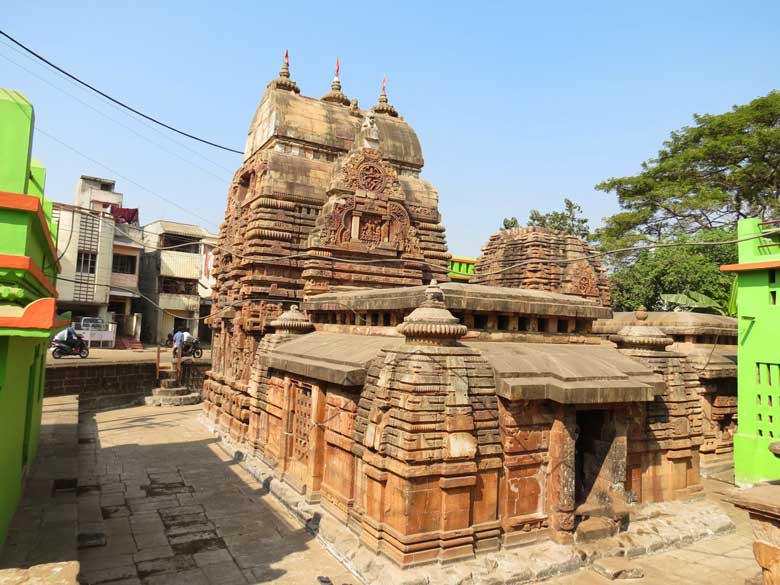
[0,395,81,584]
[544,476,759,585]
[0,398,763,585]
[74,403,356,585]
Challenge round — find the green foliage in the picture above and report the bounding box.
[596,91,780,251]
[660,291,729,316]
[527,198,591,239]
[609,228,737,312]
[501,217,519,230]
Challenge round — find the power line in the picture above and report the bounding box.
[0,48,232,185]
[60,205,780,280]
[33,124,219,228]
[0,38,236,176]
[0,28,244,155]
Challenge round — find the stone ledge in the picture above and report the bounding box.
[200,415,735,585]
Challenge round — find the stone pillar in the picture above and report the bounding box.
[549,405,576,543]
[729,480,780,585]
[307,382,327,502]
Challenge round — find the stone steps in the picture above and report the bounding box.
[145,391,201,407]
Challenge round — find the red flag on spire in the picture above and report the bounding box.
[335,57,340,78]
[284,49,289,65]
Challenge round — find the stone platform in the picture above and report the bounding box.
[203,416,737,585]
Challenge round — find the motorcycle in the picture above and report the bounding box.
[177,338,203,359]
[51,336,89,359]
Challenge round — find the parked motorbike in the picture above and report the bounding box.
[177,338,203,359]
[51,337,89,359]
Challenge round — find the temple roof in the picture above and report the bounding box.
[263,331,662,402]
[304,282,612,320]
[593,311,737,336]
[244,86,424,167]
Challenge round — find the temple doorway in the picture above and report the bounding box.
[575,409,618,510]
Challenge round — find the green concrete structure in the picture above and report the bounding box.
[448,256,475,282]
[721,218,780,485]
[0,88,66,546]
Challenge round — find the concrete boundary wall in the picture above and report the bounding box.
[44,359,210,411]
[45,361,158,411]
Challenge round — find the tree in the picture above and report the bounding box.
[608,228,737,312]
[501,217,519,230]
[596,91,780,251]
[660,291,733,316]
[527,198,591,239]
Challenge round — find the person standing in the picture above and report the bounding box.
[172,327,184,358]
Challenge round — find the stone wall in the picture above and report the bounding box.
[180,358,210,395]
[45,361,157,411]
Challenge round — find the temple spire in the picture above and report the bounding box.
[268,49,300,93]
[371,74,399,117]
[321,56,351,106]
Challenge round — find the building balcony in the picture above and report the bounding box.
[158,293,199,312]
[160,250,201,279]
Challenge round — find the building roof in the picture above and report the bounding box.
[143,220,216,239]
[79,175,116,186]
[264,331,662,403]
[593,311,737,336]
[304,282,612,320]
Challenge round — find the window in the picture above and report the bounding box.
[159,277,198,295]
[160,233,200,254]
[112,253,137,274]
[76,251,97,274]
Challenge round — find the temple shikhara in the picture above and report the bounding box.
[202,56,737,582]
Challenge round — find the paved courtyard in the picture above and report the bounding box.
[0,399,762,585]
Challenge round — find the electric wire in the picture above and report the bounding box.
[33,125,219,228]
[0,46,233,183]
[0,34,235,174]
[56,206,780,280]
[0,29,243,154]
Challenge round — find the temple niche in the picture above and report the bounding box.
[203,59,733,584]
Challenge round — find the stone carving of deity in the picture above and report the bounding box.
[360,112,380,149]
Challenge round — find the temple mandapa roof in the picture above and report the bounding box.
[593,311,737,337]
[304,282,612,320]
[261,331,662,402]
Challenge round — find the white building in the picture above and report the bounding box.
[53,176,143,346]
[139,220,217,344]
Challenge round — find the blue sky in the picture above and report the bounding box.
[2,1,779,256]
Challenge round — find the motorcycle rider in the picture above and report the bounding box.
[53,324,82,350]
[181,330,196,355]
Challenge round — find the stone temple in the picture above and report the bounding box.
[203,58,735,582]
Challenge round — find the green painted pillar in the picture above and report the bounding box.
[0,89,34,194]
[722,218,780,485]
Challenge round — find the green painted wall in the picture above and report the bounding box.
[0,89,59,546]
[0,337,46,544]
[733,217,780,485]
[0,89,34,195]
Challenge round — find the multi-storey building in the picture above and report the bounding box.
[139,220,217,343]
[54,176,143,346]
